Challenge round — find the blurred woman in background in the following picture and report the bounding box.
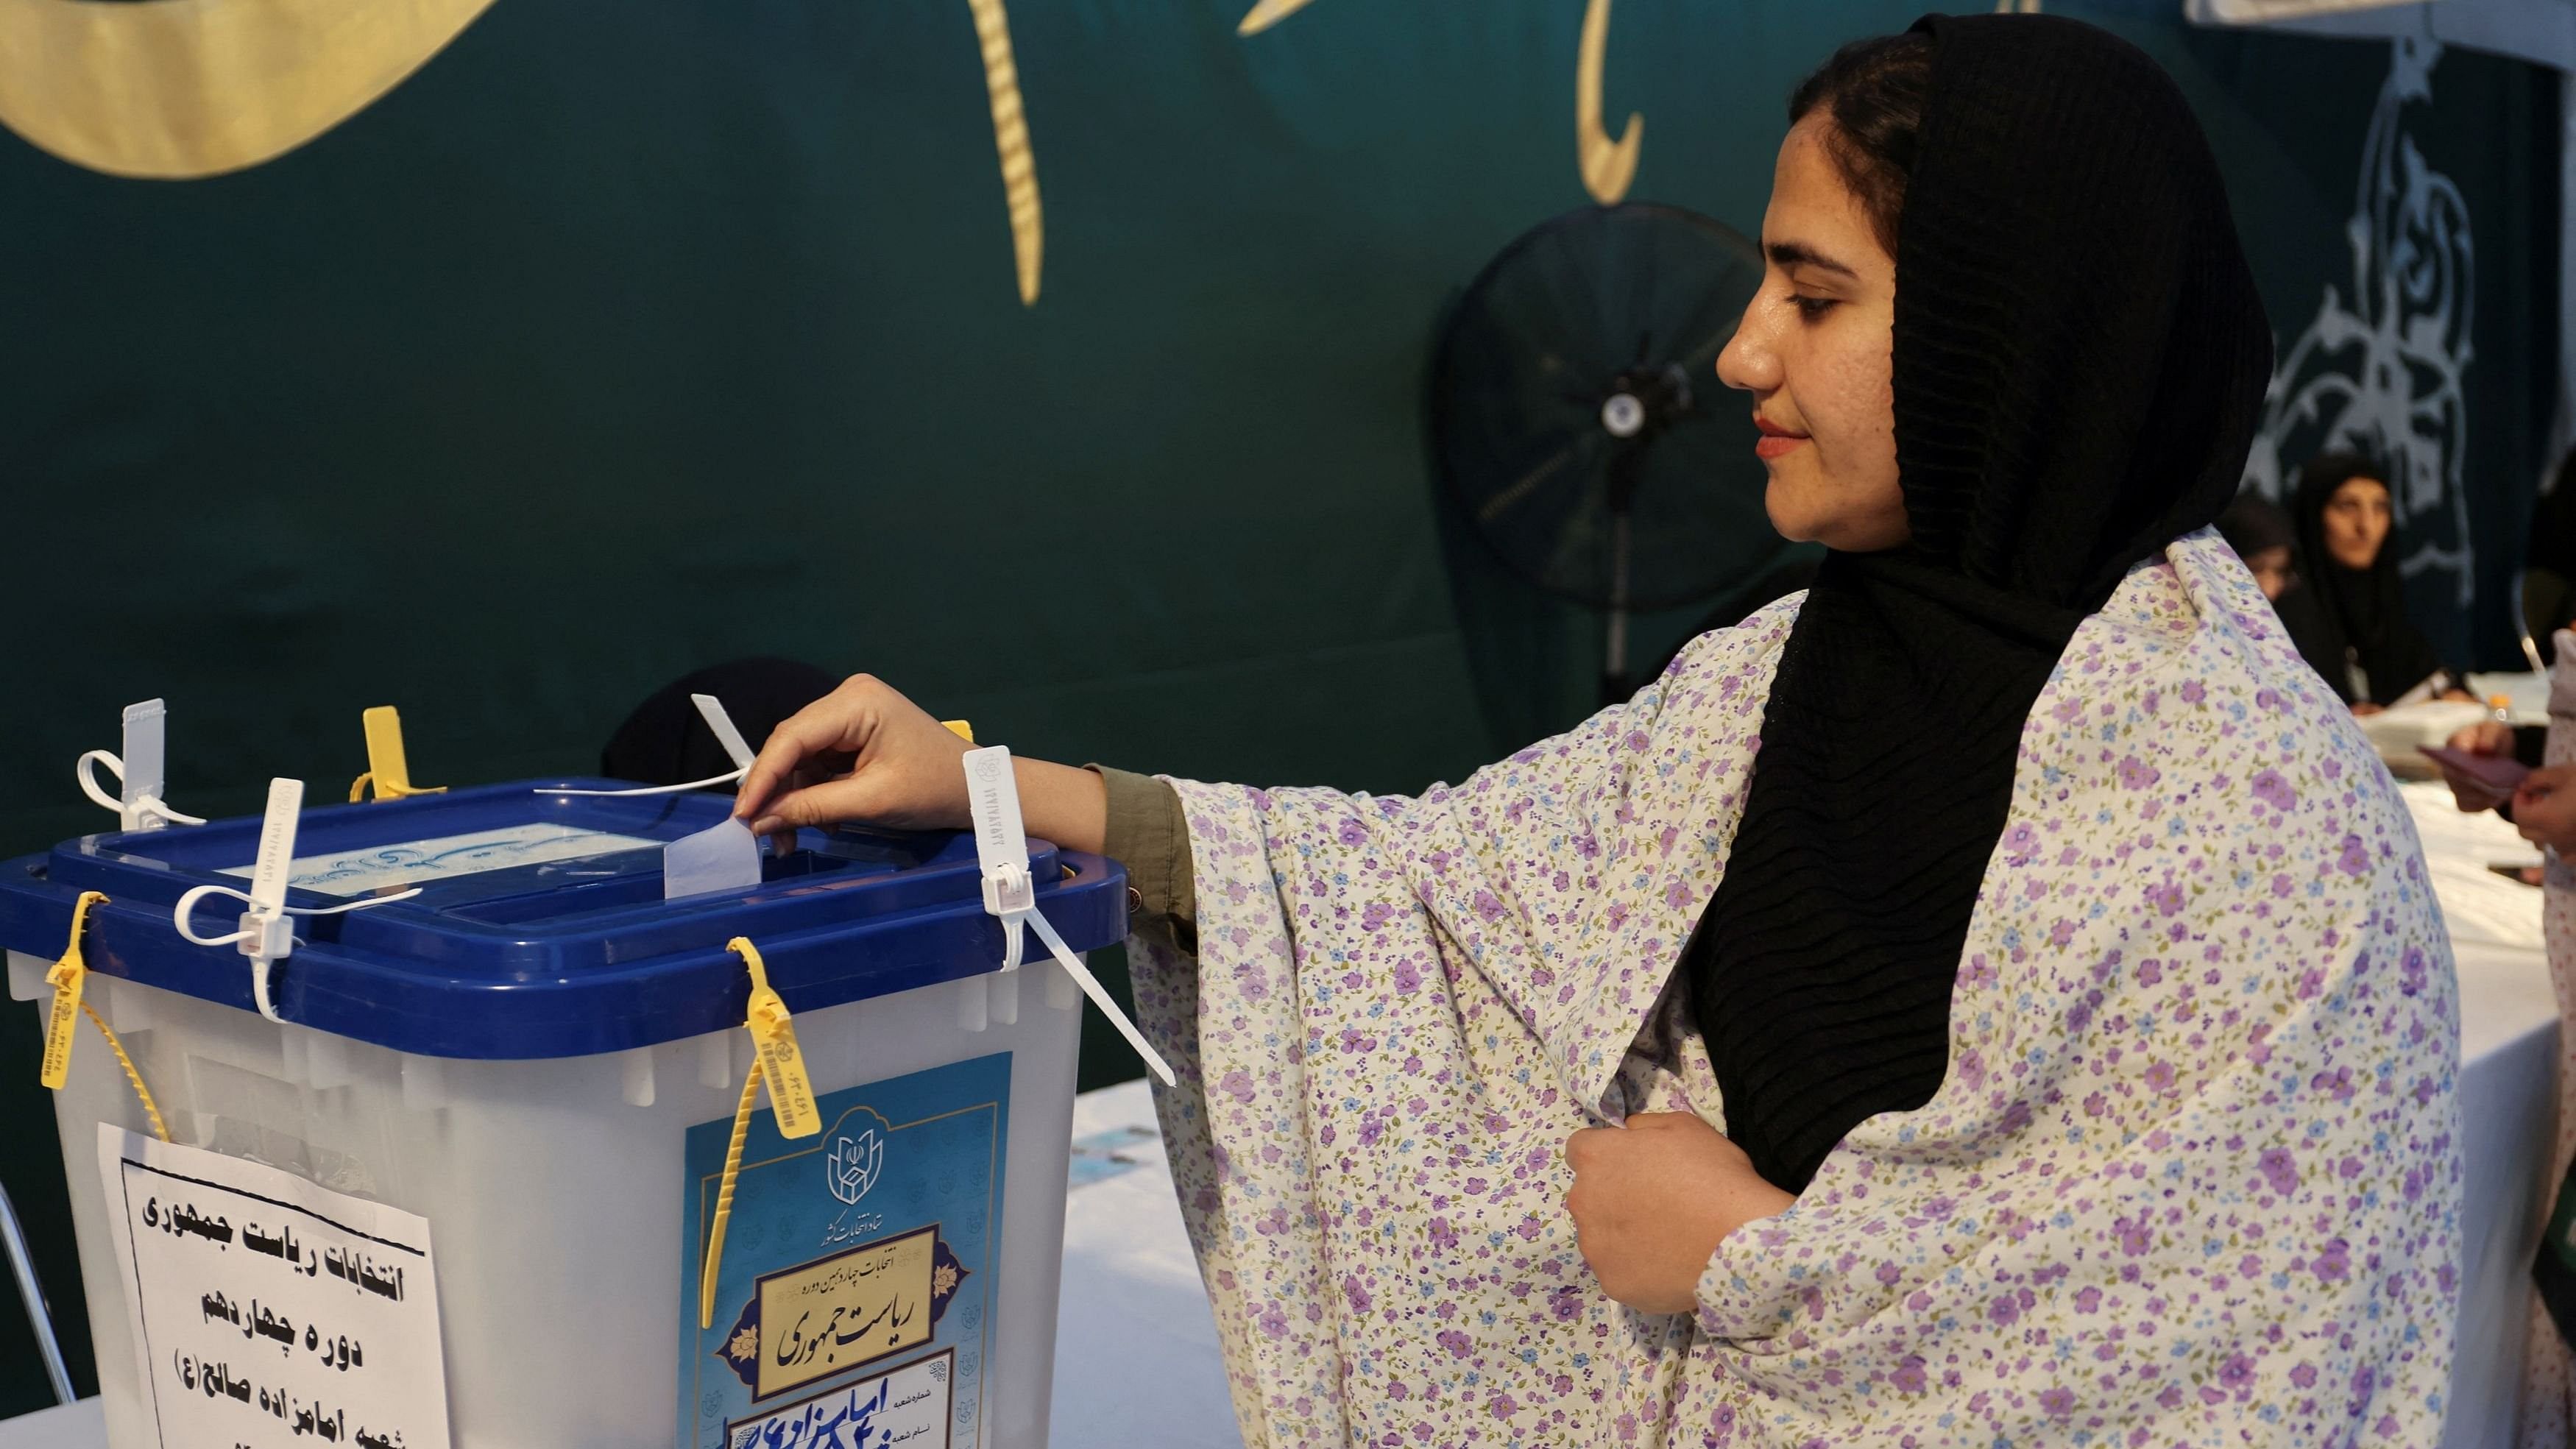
[2285,452,2471,712]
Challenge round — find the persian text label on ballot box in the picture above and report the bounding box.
[682,1052,1008,1449]
[96,1124,453,1449]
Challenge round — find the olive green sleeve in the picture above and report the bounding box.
[1086,765,1196,951]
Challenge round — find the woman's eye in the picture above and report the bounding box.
[1792,294,1837,320]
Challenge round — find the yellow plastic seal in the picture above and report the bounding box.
[699,935,821,1327]
[39,890,107,1090]
[732,937,818,1139]
[40,891,169,1142]
[350,705,447,802]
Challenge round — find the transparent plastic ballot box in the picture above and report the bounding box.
[0,779,1125,1448]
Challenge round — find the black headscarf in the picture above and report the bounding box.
[2285,453,2444,705]
[2218,492,2296,565]
[1682,13,2273,1194]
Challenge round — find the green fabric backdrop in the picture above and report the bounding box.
[0,0,2554,1414]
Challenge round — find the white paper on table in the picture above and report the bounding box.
[95,1124,453,1449]
[2355,700,2494,774]
[2399,780,2547,952]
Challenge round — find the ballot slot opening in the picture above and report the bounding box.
[441,837,925,926]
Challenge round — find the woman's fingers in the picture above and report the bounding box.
[736,680,876,822]
[750,775,883,837]
[731,673,980,835]
[2446,721,2513,755]
[2446,778,2509,812]
[2511,768,2576,854]
[2519,764,2576,803]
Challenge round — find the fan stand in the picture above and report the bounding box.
[1597,361,1693,704]
[1603,453,1639,706]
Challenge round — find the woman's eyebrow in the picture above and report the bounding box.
[1767,241,1858,278]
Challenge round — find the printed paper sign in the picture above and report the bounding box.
[96,1124,453,1449]
[679,1053,1009,1449]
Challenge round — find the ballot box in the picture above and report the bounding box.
[1,779,1123,1448]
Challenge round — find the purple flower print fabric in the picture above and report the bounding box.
[1128,531,2462,1447]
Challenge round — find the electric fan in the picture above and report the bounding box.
[1431,202,1776,700]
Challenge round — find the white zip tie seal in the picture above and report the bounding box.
[536,694,755,798]
[170,779,418,1023]
[76,700,205,831]
[961,745,1174,1086]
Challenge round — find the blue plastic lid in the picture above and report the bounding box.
[0,780,1126,1060]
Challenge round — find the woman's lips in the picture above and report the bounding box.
[1754,416,1808,460]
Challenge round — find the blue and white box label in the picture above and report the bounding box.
[678,1053,1011,1448]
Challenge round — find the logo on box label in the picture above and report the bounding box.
[827,1130,884,1207]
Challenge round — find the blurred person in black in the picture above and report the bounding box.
[2282,452,2470,714]
[2217,492,2297,602]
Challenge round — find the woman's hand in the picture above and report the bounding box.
[2513,765,2576,857]
[732,674,1108,852]
[1563,1113,1794,1314]
[2440,720,2518,813]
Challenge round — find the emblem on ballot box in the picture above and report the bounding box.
[827,1130,885,1207]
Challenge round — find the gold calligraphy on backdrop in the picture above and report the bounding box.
[1234,0,1316,37]
[1239,0,1640,205]
[1574,0,1638,205]
[0,0,1046,302]
[964,0,1041,304]
[0,0,497,178]
[0,0,1808,294]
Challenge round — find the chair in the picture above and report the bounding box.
[0,1180,72,1406]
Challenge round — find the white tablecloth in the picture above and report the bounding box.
[3,783,2560,1448]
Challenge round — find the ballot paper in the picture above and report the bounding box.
[665,816,763,900]
[96,1124,453,1449]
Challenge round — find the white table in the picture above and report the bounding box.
[1050,1080,1237,1445]
[3,787,2556,1448]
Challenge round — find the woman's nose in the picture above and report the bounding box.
[1716,298,1777,394]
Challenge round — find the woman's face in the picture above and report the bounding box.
[2321,478,2392,570]
[1717,115,1906,552]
